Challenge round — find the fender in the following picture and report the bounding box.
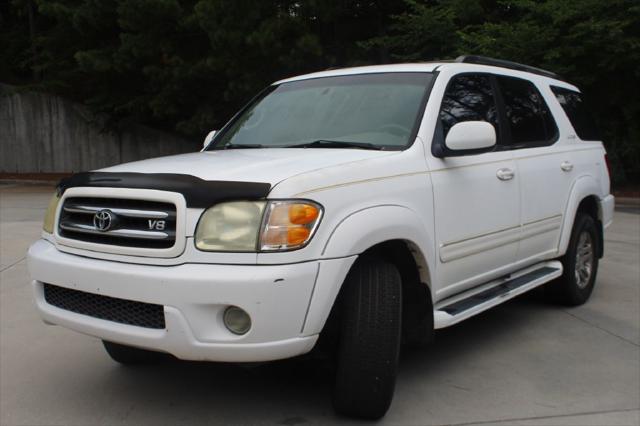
[322,205,435,273]
[557,175,603,256]
[302,205,435,335]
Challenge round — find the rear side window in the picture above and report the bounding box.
[497,76,558,147]
[439,74,499,138]
[551,86,600,141]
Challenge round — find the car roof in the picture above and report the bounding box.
[275,63,445,84]
[274,61,579,92]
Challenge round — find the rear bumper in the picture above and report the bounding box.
[601,194,615,229]
[27,239,354,362]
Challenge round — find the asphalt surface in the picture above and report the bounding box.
[1,183,638,426]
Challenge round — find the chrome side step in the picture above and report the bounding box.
[433,261,563,329]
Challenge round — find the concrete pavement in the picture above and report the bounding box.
[1,183,638,425]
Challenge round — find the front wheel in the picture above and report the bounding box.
[546,213,600,305]
[332,257,402,419]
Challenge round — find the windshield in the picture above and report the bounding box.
[209,73,434,150]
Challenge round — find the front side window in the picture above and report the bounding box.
[439,74,499,138]
[551,86,600,141]
[497,76,558,147]
[210,73,434,150]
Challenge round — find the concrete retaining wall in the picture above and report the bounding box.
[0,87,200,173]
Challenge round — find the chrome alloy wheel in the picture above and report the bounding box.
[575,231,594,289]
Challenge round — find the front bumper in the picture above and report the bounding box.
[27,239,355,362]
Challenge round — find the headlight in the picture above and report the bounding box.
[43,192,61,234]
[195,201,266,251]
[194,200,322,252]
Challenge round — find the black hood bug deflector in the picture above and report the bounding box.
[57,172,271,208]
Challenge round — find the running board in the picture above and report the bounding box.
[433,261,563,329]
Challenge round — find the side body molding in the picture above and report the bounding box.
[302,205,435,336]
[557,175,603,257]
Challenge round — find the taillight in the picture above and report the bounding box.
[604,154,611,178]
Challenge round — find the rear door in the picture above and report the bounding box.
[494,75,571,264]
[428,73,520,299]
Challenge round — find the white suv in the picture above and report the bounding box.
[28,56,614,419]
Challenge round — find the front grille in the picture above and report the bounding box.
[43,283,166,329]
[58,197,176,248]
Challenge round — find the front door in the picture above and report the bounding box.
[427,73,520,300]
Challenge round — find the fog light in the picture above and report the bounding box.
[223,306,251,335]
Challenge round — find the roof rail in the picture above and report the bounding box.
[455,55,562,80]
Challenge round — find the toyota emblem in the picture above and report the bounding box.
[93,209,113,232]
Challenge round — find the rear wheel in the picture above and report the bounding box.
[332,257,402,420]
[546,213,599,305]
[102,341,167,365]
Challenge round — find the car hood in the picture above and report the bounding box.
[101,148,394,186]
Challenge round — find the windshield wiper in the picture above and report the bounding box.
[222,143,264,149]
[284,140,385,150]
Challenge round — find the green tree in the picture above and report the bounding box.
[366,0,640,185]
[1,0,637,184]
[1,0,402,136]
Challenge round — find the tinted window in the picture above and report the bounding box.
[551,86,600,141]
[497,76,558,147]
[439,74,499,138]
[210,73,433,150]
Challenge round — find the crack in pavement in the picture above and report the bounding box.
[561,309,639,348]
[448,407,639,426]
[0,256,26,273]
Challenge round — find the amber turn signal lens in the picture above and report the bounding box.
[289,204,319,225]
[260,200,323,251]
[287,226,311,245]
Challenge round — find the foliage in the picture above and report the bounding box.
[1,0,638,184]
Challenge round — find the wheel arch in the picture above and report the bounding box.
[559,177,604,258]
[307,205,435,345]
[311,238,434,352]
[321,204,435,287]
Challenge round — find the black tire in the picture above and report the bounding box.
[546,213,600,306]
[402,284,434,350]
[332,257,402,420]
[102,340,167,365]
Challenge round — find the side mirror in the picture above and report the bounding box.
[203,130,217,149]
[445,121,496,152]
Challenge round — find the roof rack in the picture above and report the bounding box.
[455,55,562,80]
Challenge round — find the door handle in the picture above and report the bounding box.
[496,168,515,181]
[561,161,574,172]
